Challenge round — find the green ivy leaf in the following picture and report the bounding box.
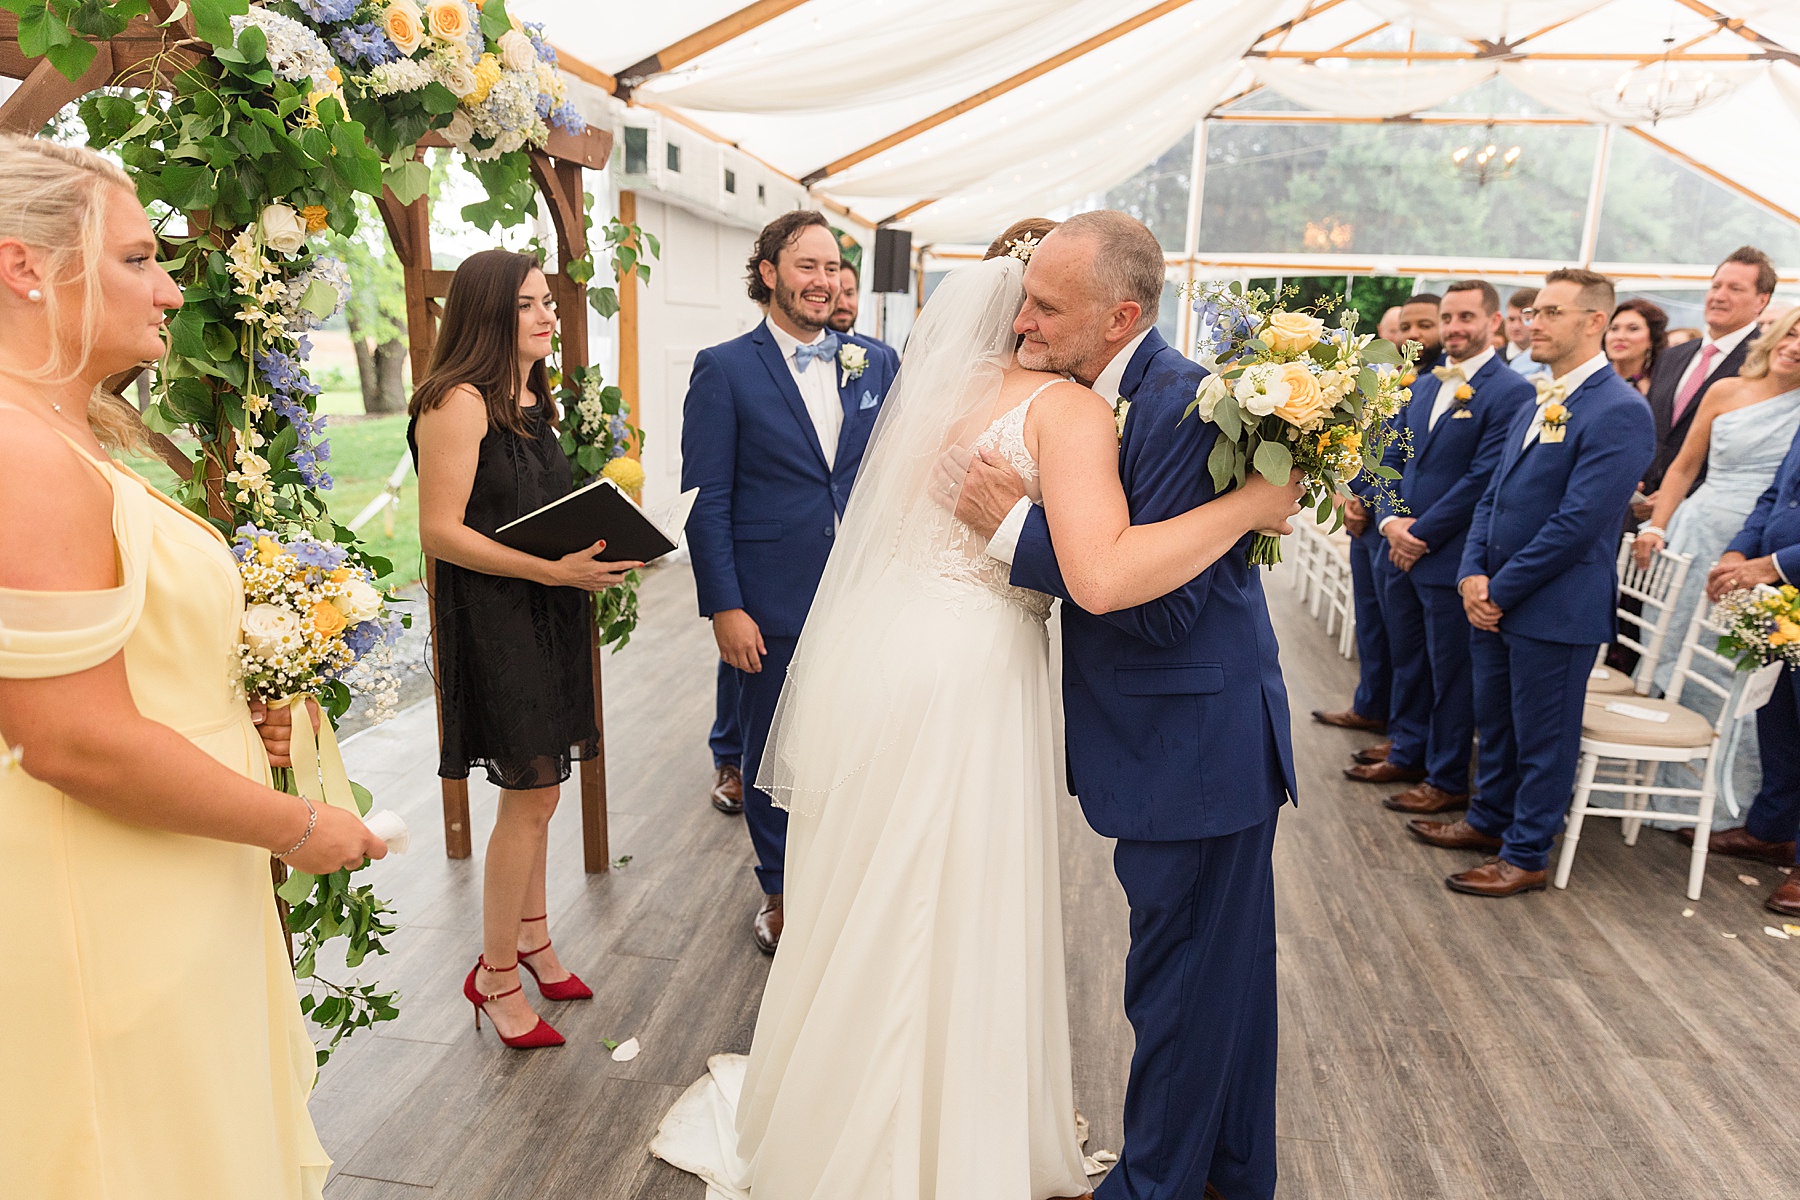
[188,0,249,48]
[382,157,431,206]
[419,81,459,116]
[44,36,99,82]
[350,781,374,817]
[277,869,317,905]
[479,0,512,41]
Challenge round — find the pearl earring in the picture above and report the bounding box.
[26,289,42,302]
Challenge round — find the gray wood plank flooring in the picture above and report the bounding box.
[314,561,1796,1199]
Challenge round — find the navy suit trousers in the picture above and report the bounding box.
[733,634,796,894]
[709,659,743,768]
[1745,666,1800,866]
[1096,810,1280,1200]
[1349,532,1393,723]
[1380,564,1477,793]
[1465,630,1595,872]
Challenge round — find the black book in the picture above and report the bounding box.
[493,478,697,564]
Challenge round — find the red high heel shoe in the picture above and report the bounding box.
[463,957,565,1049]
[518,915,593,1001]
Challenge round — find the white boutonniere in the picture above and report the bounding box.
[838,342,868,386]
[1114,396,1131,443]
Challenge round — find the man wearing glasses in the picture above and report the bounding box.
[1407,270,1655,897]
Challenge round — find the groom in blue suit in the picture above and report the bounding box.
[681,211,898,951]
[1409,269,1654,896]
[1367,281,1536,813]
[961,212,1295,1200]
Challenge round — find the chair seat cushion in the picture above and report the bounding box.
[1581,694,1714,749]
[1586,665,1634,695]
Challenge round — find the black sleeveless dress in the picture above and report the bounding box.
[408,401,599,791]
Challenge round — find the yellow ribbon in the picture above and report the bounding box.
[1430,364,1465,383]
[271,695,360,815]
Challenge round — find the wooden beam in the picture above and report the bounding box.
[551,46,616,95]
[0,43,112,133]
[616,0,814,94]
[1670,0,1799,63]
[1628,126,1800,228]
[881,198,937,226]
[801,0,1211,186]
[1249,0,1347,50]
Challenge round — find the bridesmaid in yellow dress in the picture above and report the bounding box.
[0,136,387,1198]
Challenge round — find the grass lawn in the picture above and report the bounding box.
[127,413,423,587]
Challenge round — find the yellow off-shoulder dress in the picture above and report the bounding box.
[0,440,330,1199]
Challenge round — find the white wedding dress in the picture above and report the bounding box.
[651,370,1091,1199]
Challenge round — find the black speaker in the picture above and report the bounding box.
[871,227,912,294]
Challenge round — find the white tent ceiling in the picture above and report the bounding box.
[522,0,1800,249]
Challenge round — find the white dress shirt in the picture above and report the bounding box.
[1521,352,1611,449]
[1374,346,1497,536]
[767,316,842,470]
[1670,320,1757,404]
[984,329,1154,566]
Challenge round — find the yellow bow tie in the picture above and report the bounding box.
[1534,377,1569,404]
[1431,365,1464,383]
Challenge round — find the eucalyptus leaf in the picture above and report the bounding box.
[1253,438,1294,486]
[1207,436,1235,493]
[1213,392,1243,442]
[1362,339,1402,365]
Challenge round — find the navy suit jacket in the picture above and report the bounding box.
[1376,356,1538,588]
[681,325,898,637]
[1459,366,1655,644]
[1008,329,1297,843]
[1725,424,1800,582]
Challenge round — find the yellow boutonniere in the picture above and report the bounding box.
[1453,383,1473,401]
[1114,396,1131,443]
[1542,401,1569,427]
[1399,371,1417,387]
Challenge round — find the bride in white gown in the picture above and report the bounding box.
[652,249,1301,1200]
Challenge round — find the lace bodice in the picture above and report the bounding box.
[914,383,1057,621]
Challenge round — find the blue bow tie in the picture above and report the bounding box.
[792,333,840,371]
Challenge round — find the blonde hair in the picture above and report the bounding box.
[1741,305,1800,379]
[0,133,150,449]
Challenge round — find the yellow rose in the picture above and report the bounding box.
[300,205,329,232]
[1272,362,1331,431]
[1453,383,1473,401]
[384,0,424,56]
[427,0,471,44]
[310,599,348,639]
[1263,310,1325,355]
[469,52,502,104]
[1543,402,1569,425]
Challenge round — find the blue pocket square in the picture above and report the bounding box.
[859,391,879,410]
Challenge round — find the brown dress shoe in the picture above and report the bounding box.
[710,764,744,815]
[752,893,783,954]
[1406,817,1503,852]
[1344,760,1427,784]
[1767,874,1800,919]
[1353,740,1393,764]
[1312,708,1387,733]
[1678,825,1796,867]
[1384,782,1470,814]
[1446,858,1548,897]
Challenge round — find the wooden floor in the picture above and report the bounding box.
[314,561,1798,1199]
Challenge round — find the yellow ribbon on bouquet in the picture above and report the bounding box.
[269,695,361,816]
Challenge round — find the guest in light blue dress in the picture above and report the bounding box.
[1634,310,1800,824]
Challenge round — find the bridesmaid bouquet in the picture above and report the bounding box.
[1715,584,1800,670]
[1183,282,1417,566]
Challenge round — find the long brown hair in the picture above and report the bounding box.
[1611,298,1668,381]
[410,248,555,435]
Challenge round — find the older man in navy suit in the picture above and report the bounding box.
[1410,268,1655,896]
[1683,425,1800,917]
[959,211,1295,1200]
[1358,281,1536,813]
[682,210,898,951]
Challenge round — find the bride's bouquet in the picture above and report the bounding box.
[1183,281,1417,566]
[1715,583,1800,671]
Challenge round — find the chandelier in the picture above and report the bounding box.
[1448,124,1522,187]
[1598,35,1736,125]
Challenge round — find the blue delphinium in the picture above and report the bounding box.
[295,0,359,23]
[289,537,349,571]
[256,349,335,490]
[549,100,585,135]
[524,22,556,65]
[329,22,400,67]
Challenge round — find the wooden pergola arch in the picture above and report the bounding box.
[1,4,621,873]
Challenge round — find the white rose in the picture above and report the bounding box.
[498,29,537,73]
[437,57,478,98]
[1233,362,1289,417]
[443,109,475,145]
[242,603,303,659]
[258,203,308,254]
[336,578,384,624]
[1195,373,1230,421]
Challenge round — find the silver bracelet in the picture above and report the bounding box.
[276,795,317,860]
[1638,526,1667,540]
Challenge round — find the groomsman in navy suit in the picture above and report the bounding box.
[1681,423,1800,917]
[682,210,899,951]
[1312,293,1442,747]
[1409,269,1654,896]
[959,211,1296,1200]
[1355,281,1536,811]
[826,259,900,373]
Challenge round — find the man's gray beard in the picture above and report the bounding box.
[1018,333,1102,380]
[774,280,823,335]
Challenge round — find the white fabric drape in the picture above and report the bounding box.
[1247,61,1499,117]
[1356,0,1611,44]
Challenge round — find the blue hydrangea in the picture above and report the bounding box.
[329,22,400,67]
[535,92,553,120]
[295,0,359,23]
[607,414,631,454]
